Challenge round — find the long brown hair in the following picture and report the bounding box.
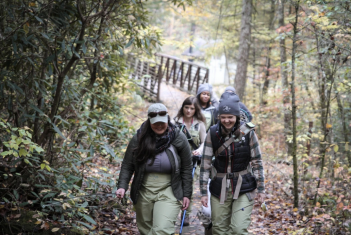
[176,96,205,123]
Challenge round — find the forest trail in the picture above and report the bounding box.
[158,82,191,118]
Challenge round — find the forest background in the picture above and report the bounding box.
[0,0,351,234]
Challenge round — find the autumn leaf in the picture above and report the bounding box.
[337,202,344,211]
[334,145,339,153]
[293,208,298,212]
[41,221,50,230]
[316,202,321,207]
[326,123,332,129]
[51,228,60,232]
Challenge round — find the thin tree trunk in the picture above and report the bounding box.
[335,87,351,166]
[234,0,252,99]
[279,0,293,158]
[261,0,275,106]
[223,46,230,84]
[306,121,313,157]
[313,28,336,205]
[291,1,300,208]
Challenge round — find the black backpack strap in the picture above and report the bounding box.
[209,124,221,156]
[210,109,216,127]
[180,124,199,150]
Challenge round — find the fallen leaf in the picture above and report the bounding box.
[41,222,50,230]
[51,228,60,232]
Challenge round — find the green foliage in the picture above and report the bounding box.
[0,0,190,232]
[1,119,44,162]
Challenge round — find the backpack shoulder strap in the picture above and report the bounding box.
[214,137,234,157]
[168,145,180,173]
[239,122,255,136]
[209,125,220,156]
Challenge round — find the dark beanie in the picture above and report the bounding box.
[218,92,240,116]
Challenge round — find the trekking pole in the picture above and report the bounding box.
[179,159,198,235]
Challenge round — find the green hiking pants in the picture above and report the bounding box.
[211,188,253,235]
[134,173,182,235]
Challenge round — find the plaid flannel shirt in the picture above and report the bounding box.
[199,126,265,197]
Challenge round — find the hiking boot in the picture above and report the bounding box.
[204,227,213,235]
[182,214,190,226]
[204,222,213,235]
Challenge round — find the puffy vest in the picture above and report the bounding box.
[209,123,257,199]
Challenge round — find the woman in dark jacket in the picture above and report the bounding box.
[116,103,193,235]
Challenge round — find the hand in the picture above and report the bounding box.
[182,197,190,210]
[116,188,125,199]
[257,193,265,204]
[201,196,208,207]
[192,150,201,156]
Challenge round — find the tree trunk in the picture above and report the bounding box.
[261,0,275,106]
[234,0,252,100]
[313,27,336,205]
[223,46,230,84]
[291,1,300,208]
[278,0,293,159]
[335,87,351,166]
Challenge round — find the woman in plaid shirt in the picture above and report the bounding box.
[199,92,265,235]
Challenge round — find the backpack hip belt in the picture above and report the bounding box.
[211,168,249,204]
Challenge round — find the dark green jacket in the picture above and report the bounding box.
[117,129,193,204]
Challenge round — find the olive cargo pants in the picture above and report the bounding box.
[134,173,182,235]
[211,188,253,235]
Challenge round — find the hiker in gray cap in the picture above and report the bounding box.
[116,103,193,235]
[197,83,217,131]
[199,93,265,235]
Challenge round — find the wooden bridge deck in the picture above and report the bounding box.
[127,53,209,103]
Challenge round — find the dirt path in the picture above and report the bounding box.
[158,82,192,118]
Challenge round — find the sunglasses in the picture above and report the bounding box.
[148,111,168,118]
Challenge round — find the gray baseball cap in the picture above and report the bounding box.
[148,103,168,124]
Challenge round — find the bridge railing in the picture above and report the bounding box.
[126,53,209,101]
